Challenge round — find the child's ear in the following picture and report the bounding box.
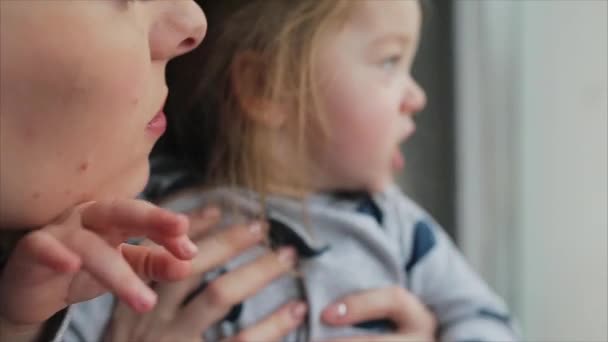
[231,51,286,128]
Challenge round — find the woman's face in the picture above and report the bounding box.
[0,0,206,229]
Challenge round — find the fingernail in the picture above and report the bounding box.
[133,288,157,312]
[204,206,222,218]
[291,302,307,320]
[197,206,221,219]
[332,302,347,318]
[248,221,264,236]
[278,247,297,266]
[180,238,198,257]
[176,213,190,227]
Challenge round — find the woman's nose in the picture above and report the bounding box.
[150,0,207,61]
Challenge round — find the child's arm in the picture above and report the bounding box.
[0,199,198,342]
[396,198,519,341]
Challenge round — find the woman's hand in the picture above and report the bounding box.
[104,207,307,342]
[0,199,198,339]
[320,286,437,342]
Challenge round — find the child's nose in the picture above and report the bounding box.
[400,79,427,115]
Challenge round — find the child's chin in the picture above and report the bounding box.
[366,177,394,193]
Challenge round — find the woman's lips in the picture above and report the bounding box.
[146,111,167,137]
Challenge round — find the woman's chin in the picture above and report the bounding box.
[124,167,151,199]
[96,164,151,201]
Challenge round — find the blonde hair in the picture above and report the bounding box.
[165,0,354,196]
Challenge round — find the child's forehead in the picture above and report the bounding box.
[345,0,422,39]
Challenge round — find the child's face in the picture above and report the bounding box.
[313,0,426,193]
[0,1,206,228]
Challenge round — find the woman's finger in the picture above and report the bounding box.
[321,286,435,334]
[135,221,266,320]
[146,205,222,259]
[81,199,197,260]
[174,246,297,336]
[228,301,307,342]
[119,243,192,282]
[13,229,81,274]
[191,222,266,273]
[81,199,187,236]
[145,234,198,261]
[124,219,266,336]
[320,334,428,342]
[187,206,222,241]
[61,228,158,313]
[104,299,142,342]
[0,230,83,322]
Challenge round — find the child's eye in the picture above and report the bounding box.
[382,55,402,71]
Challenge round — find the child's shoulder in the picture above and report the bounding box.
[381,184,450,270]
[380,183,434,225]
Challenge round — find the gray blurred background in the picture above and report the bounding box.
[398,1,607,340]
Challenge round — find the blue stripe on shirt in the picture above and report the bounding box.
[405,220,437,272]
